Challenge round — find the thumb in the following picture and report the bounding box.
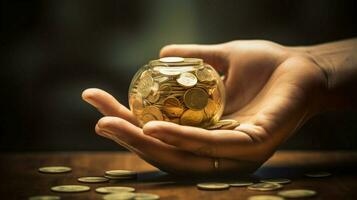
[160,44,229,73]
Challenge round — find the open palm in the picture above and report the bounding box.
[82,40,326,175]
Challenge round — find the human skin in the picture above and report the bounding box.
[82,38,357,175]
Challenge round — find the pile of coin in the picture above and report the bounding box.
[129,57,231,129]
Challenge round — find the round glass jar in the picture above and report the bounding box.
[128,57,225,128]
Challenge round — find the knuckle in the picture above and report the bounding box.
[97,117,123,129]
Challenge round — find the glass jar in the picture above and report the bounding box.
[128,57,225,128]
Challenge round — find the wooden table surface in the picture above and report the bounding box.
[1,151,357,200]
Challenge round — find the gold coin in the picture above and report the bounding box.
[147,92,160,103]
[29,196,61,200]
[228,181,254,187]
[176,72,197,87]
[159,84,172,94]
[142,106,163,123]
[184,88,208,110]
[139,70,152,80]
[215,119,232,126]
[77,176,109,183]
[153,66,195,76]
[159,57,184,63]
[196,68,214,82]
[162,96,184,117]
[197,182,230,190]
[162,113,170,122]
[278,189,317,198]
[247,182,283,191]
[103,192,136,200]
[170,90,185,94]
[51,185,90,193]
[248,195,284,200]
[135,193,160,200]
[206,119,239,130]
[220,119,240,130]
[155,57,202,66]
[38,166,71,174]
[142,113,157,124]
[211,87,221,103]
[180,109,204,126]
[170,118,180,124]
[261,178,291,184]
[204,99,217,119]
[206,123,223,130]
[129,94,143,116]
[137,74,154,98]
[105,170,137,177]
[95,186,135,194]
[154,76,169,83]
[304,171,331,178]
[184,57,203,65]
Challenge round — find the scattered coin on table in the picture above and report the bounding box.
[105,170,137,177]
[104,170,138,180]
[77,176,109,183]
[278,189,317,198]
[95,186,136,194]
[247,182,283,191]
[28,195,61,200]
[33,165,327,199]
[228,180,254,187]
[51,185,90,193]
[248,195,285,200]
[103,192,136,200]
[134,193,160,200]
[197,182,230,190]
[38,166,72,174]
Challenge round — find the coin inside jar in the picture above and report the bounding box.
[184,88,209,110]
[162,96,184,117]
[129,57,225,128]
[176,72,198,87]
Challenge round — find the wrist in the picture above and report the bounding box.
[292,40,357,111]
[286,45,331,114]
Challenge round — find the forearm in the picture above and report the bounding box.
[304,38,357,110]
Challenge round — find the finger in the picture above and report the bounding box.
[96,116,255,174]
[82,88,139,126]
[160,44,229,73]
[143,121,270,162]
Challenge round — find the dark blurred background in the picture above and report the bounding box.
[1,0,357,151]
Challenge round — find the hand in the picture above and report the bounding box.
[82,40,327,175]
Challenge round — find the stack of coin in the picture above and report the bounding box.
[129,57,226,128]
